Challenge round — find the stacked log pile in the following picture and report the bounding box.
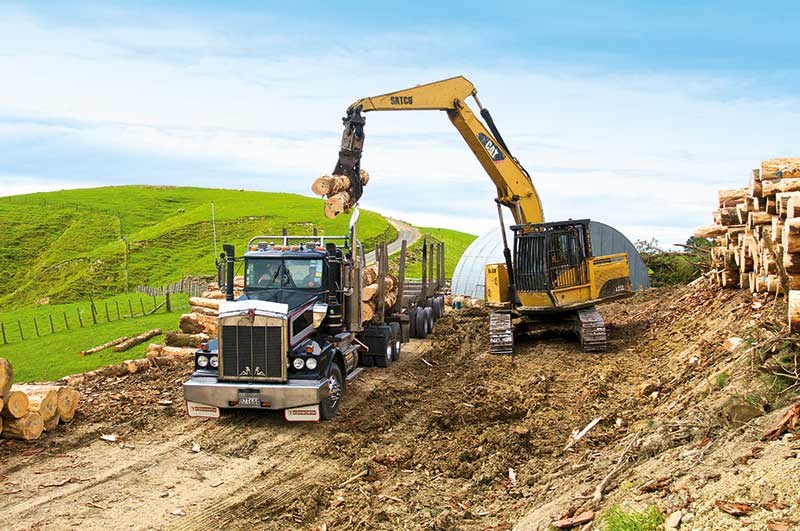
[695,158,800,295]
[311,169,370,219]
[1,358,81,440]
[360,263,399,323]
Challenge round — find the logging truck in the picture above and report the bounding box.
[183,210,411,421]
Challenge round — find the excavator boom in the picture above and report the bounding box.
[338,76,544,225]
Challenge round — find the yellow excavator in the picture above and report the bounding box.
[331,76,633,351]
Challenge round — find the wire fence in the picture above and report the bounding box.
[0,294,174,346]
[135,276,212,298]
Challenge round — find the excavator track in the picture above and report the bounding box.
[574,307,607,352]
[489,311,514,355]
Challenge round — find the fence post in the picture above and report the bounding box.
[166,290,172,313]
[63,311,70,331]
[139,296,146,315]
[17,320,24,340]
[128,298,134,318]
[115,300,121,320]
[1,322,6,344]
[33,317,40,337]
[49,314,55,334]
[77,308,84,328]
[152,295,157,312]
[105,302,110,322]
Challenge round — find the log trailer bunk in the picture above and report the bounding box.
[331,75,634,352]
[183,214,415,421]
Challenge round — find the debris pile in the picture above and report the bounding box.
[1,358,81,441]
[311,169,370,218]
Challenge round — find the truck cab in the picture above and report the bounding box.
[183,229,403,422]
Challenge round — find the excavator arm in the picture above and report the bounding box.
[333,76,544,225]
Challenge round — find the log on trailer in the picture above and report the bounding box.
[188,297,221,310]
[112,329,163,352]
[2,412,44,440]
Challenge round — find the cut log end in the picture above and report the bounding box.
[2,412,44,440]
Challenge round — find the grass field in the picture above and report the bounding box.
[0,186,396,309]
[0,293,189,383]
[398,227,478,279]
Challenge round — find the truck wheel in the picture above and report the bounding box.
[415,307,427,339]
[360,350,374,367]
[389,322,401,361]
[438,296,445,318]
[374,331,393,368]
[424,306,434,334]
[321,363,345,420]
[409,307,418,339]
[432,296,442,320]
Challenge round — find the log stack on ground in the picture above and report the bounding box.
[696,158,800,298]
[311,169,371,219]
[0,359,81,440]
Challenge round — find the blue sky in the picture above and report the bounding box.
[1,1,799,245]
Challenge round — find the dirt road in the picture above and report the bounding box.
[2,286,798,530]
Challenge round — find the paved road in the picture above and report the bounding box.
[365,218,421,265]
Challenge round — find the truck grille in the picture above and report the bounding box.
[220,325,284,381]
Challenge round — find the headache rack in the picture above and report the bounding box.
[248,234,351,249]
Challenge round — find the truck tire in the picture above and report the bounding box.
[389,322,401,361]
[424,306,434,334]
[409,307,418,339]
[320,363,345,420]
[374,327,393,368]
[415,307,427,339]
[359,350,374,367]
[432,296,443,320]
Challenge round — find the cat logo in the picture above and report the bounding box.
[477,132,506,163]
[390,96,413,105]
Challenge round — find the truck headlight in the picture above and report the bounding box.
[197,355,209,368]
[292,358,305,370]
[209,355,219,368]
[305,358,318,370]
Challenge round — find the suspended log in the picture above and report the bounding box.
[718,188,748,208]
[1,390,29,419]
[2,412,43,440]
[324,191,353,219]
[763,178,800,197]
[762,158,800,181]
[80,336,129,356]
[362,283,380,302]
[0,358,11,397]
[693,224,726,239]
[13,385,57,423]
[112,329,163,352]
[165,332,209,348]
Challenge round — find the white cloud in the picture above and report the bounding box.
[1,6,799,250]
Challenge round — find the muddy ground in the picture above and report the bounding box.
[1,284,799,530]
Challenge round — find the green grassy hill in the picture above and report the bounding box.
[398,227,478,278]
[0,186,396,309]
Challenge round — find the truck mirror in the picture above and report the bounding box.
[312,303,328,328]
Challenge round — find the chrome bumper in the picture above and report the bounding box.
[183,374,328,410]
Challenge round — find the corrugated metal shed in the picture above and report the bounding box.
[451,222,650,299]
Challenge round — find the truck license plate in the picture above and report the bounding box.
[238,391,261,407]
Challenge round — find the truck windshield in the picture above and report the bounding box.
[246,259,323,289]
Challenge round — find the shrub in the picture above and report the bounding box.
[599,504,664,531]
